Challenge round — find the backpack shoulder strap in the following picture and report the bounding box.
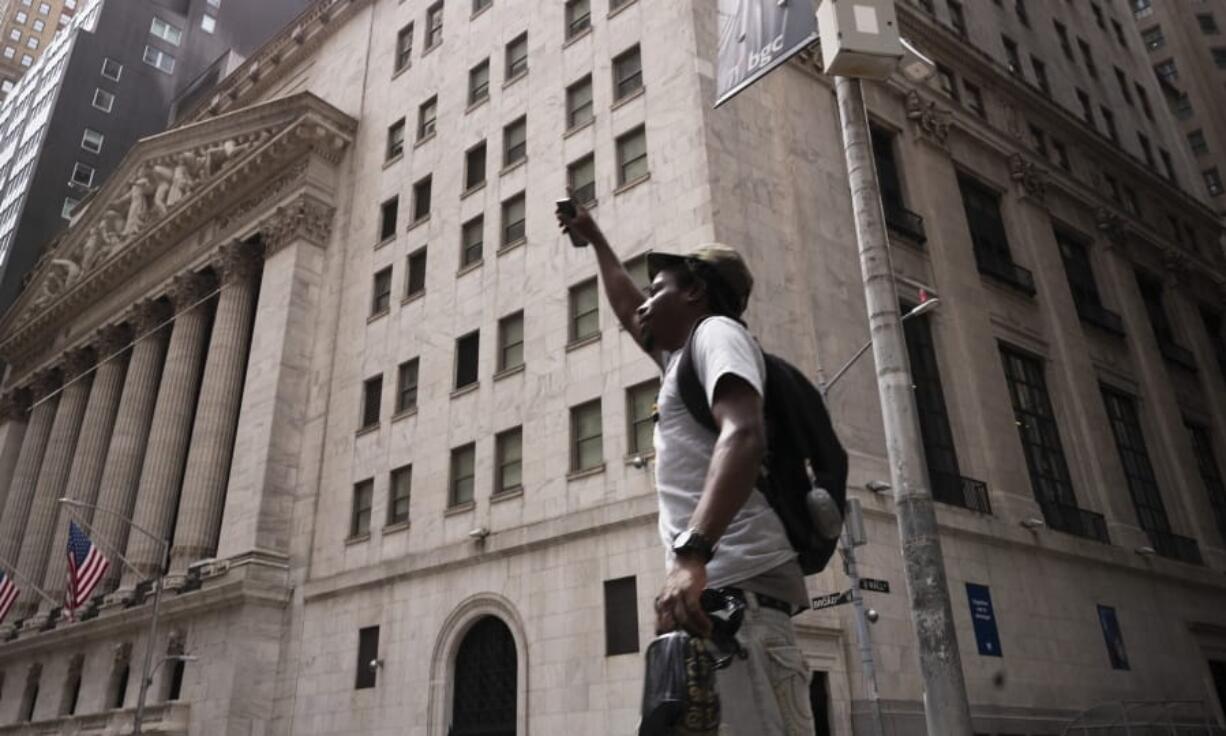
[676,317,719,433]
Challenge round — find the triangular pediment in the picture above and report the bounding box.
[1,91,354,353]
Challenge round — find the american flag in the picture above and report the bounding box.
[66,522,109,615]
[0,569,17,624]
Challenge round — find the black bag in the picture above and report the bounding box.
[675,318,849,575]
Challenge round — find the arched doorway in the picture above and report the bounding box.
[451,616,517,736]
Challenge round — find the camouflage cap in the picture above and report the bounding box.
[646,243,754,317]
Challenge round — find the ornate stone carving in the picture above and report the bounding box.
[905,91,951,147]
[129,299,171,336]
[61,348,96,382]
[112,641,132,664]
[1095,207,1127,247]
[263,194,336,255]
[0,389,31,422]
[213,241,264,284]
[167,271,215,310]
[215,159,309,231]
[1008,154,1047,203]
[27,370,61,402]
[94,323,131,358]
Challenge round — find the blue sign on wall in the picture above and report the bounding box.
[1097,605,1130,670]
[965,583,1002,657]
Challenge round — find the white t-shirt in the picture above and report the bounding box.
[654,317,802,599]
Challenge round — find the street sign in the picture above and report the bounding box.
[811,590,852,610]
[858,578,890,593]
[715,0,819,108]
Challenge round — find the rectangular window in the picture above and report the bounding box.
[101,57,122,80]
[92,88,114,112]
[1115,68,1133,106]
[568,154,596,207]
[425,2,443,48]
[503,116,527,166]
[616,126,648,185]
[461,215,484,266]
[957,175,1032,294]
[412,175,432,223]
[501,192,526,247]
[1055,20,1073,60]
[1137,132,1155,167]
[379,196,398,242]
[1172,93,1193,121]
[396,358,419,414]
[495,426,523,494]
[473,0,491,12]
[948,1,966,37]
[1091,2,1105,29]
[612,44,642,101]
[450,443,476,506]
[604,576,639,655]
[350,479,374,538]
[455,330,479,389]
[1213,47,1226,69]
[1076,89,1094,126]
[1198,13,1219,34]
[1187,422,1226,546]
[201,14,216,33]
[62,197,79,220]
[361,375,382,429]
[464,141,487,191]
[1159,149,1175,184]
[70,162,95,187]
[371,266,392,315]
[150,16,182,45]
[1201,308,1226,378]
[1028,124,1048,157]
[1001,35,1022,77]
[569,278,600,342]
[1101,107,1118,143]
[626,379,659,456]
[505,32,528,79]
[1136,83,1153,120]
[389,465,412,524]
[395,23,413,72]
[1112,19,1127,47]
[936,63,959,100]
[1014,0,1029,26]
[1154,59,1178,84]
[498,311,524,372]
[1077,38,1097,78]
[1135,271,1176,347]
[565,0,590,39]
[418,96,437,140]
[963,81,985,118]
[1053,139,1071,172]
[386,118,406,161]
[468,59,490,105]
[355,626,379,689]
[1030,56,1050,96]
[1205,167,1224,197]
[1057,230,1122,334]
[1142,25,1164,50]
[142,45,175,74]
[566,75,593,130]
[571,399,603,472]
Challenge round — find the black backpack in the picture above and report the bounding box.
[675,318,848,575]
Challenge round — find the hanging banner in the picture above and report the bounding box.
[965,583,1002,657]
[716,0,818,108]
[1097,605,1130,671]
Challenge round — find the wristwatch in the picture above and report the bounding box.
[671,528,716,563]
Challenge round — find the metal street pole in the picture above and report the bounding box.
[832,75,974,735]
[839,499,884,736]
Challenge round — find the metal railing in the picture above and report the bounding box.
[1146,528,1203,565]
[1063,699,1224,735]
[931,471,992,514]
[976,251,1037,296]
[884,204,927,245]
[1077,301,1126,336]
[1042,501,1111,544]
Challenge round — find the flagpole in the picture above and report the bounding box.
[0,553,61,610]
[58,506,146,583]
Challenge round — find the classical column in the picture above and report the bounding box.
[93,301,170,596]
[0,390,31,517]
[40,325,131,611]
[119,272,215,594]
[0,373,58,566]
[14,350,93,614]
[167,243,261,585]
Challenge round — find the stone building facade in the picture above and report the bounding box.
[0,0,1223,735]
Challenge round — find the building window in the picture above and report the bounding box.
[500,193,526,247]
[405,247,427,298]
[1133,0,1153,19]
[498,311,524,372]
[495,426,523,494]
[505,32,528,79]
[626,379,658,456]
[1001,35,1022,77]
[395,22,413,72]
[1100,107,1118,143]
[142,45,176,74]
[1197,13,1219,34]
[1115,68,1133,106]
[1030,56,1050,96]
[412,175,432,223]
[1202,308,1226,379]
[2,48,14,60]
[389,465,412,524]
[936,63,959,100]
[25,36,37,49]
[59,655,83,716]
[1160,150,1176,183]
[1154,59,1178,84]
[455,330,480,389]
[107,651,131,709]
[1136,83,1153,120]
[957,175,1032,294]
[37,1,49,14]
[355,626,379,689]
[452,617,517,733]
[571,399,603,472]
[360,375,382,429]
[963,80,986,118]
[350,479,374,537]
[1204,167,1223,196]
[62,197,79,220]
[1172,92,1193,121]
[461,215,484,267]
[21,667,40,721]
[1057,230,1121,334]
[947,0,966,37]
[70,162,95,187]
[567,154,596,206]
[15,10,26,22]
[604,576,639,655]
[566,74,593,130]
[468,58,489,105]
[387,118,405,160]
[1075,88,1093,127]
[1091,2,1105,28]
[1014,0,1029,26]
[8,29,18,42]
[418,95,437,140]
[1136,272,1175,345]
[1054,20,1073,59]
[1188,130,1209,156]
[1028,124,1048,157]
[1137,132,1155,167]
[569,278,600,343]
[379,196,399,242]
[101,57,122,80]
[201,14,216,33]
[1142,25,1164,50]
[396,358,419,414]
[92,88,115,112]
[464,141,487,191]
[149,17,183,46]
[1186,422,1226,546]
[612,44,642,101]
[473,0,492,13]
[1077,38,1097,78]
[449,443,476,506]
[565,0,590,39]
[503,116,526,166]
[425,1,443,48]
[616,126,648,185]
[1052,140,1070,171]
[371,266,392,315]
[625,254,650,293]
[1112,19,1127,47]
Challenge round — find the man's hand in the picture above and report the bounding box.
[654,556,712,638]
[554,193,606,247]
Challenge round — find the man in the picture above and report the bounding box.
[557,203,814,735]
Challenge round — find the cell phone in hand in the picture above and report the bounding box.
[555,198,589,247]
